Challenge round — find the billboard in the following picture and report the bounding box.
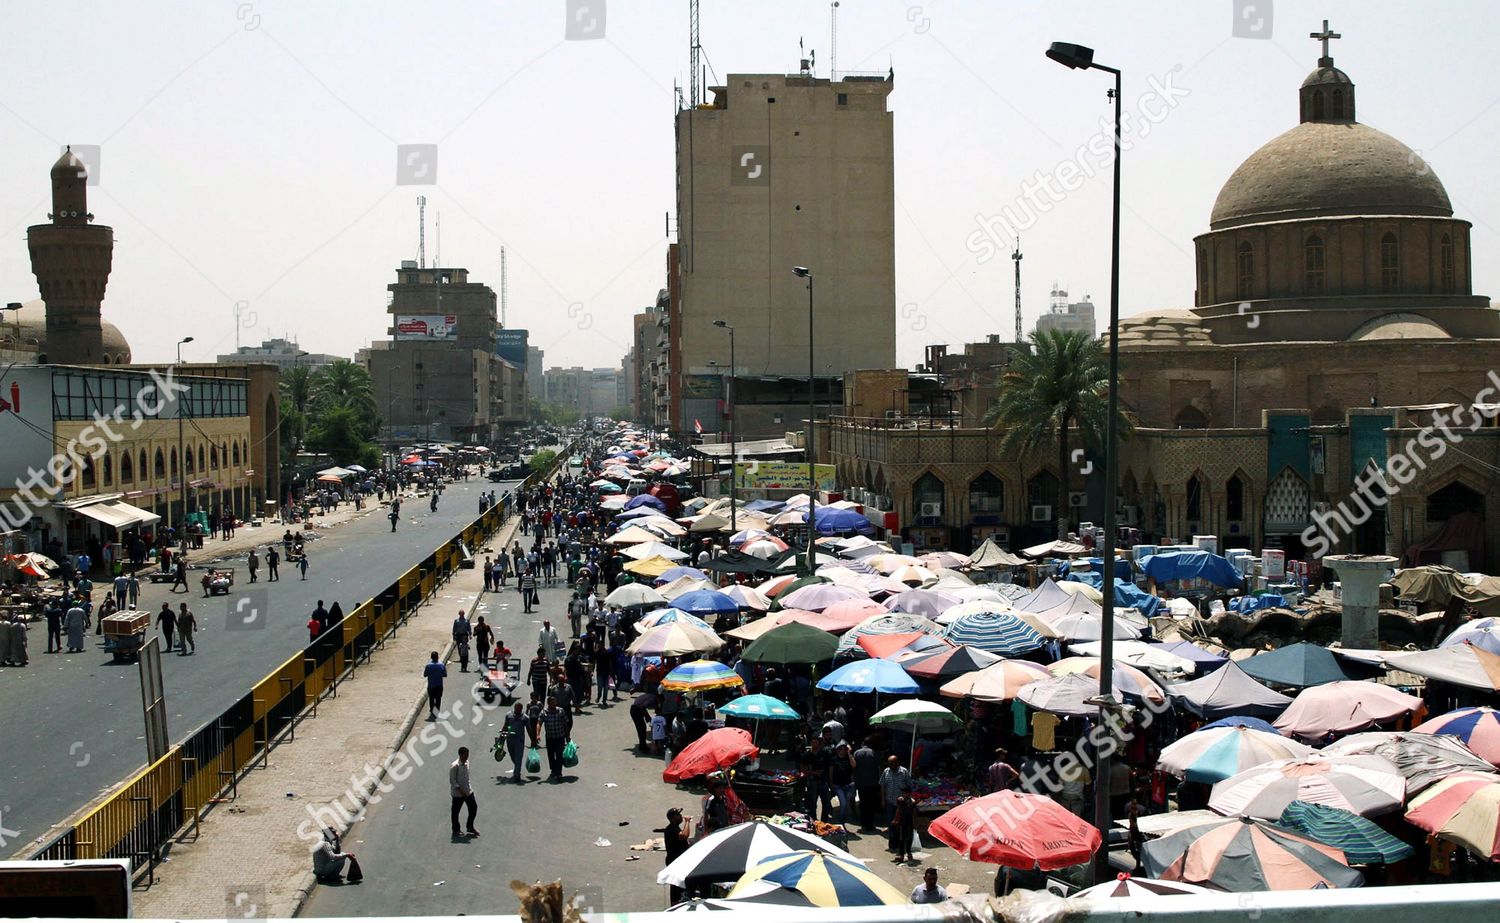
[395,315,458,340]
[495,328,528,364]
[734,462,835,492]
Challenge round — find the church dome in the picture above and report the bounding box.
[7,299,132,363]
[1209,121,1452,230]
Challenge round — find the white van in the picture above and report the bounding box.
[626,478,648,497]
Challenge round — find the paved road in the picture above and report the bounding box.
[0,475,522,855]
[301,558,691,916]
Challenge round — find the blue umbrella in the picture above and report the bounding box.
[719,694,801,721]
[674,589,740,616]
[625,494,667,511]
[1201,715,1280,734]
[816,659,920,695]
[940,611,1045,656]
[656,566,709,585]
[813,507,875,536]
[1277,801,1415,865]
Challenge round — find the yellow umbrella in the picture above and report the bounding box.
[729,851,906,907]
[624,555,677,577]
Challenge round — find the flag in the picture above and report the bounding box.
[694,418,703,435]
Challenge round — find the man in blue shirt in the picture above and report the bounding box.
[423,651,447,720]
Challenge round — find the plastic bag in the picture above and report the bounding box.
[525,747,541,773]
[562,740,579,768]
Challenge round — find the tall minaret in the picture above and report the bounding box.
[28,149,114,364]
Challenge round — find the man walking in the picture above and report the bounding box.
[449,747,479,838]
[499,702,529,783]
[539,694,572,781]
[424,650,447,720]
[45,601,63,654]
[247,549,259,583]
[853,737,882,832]
[266,546,280,581]
[177,603,197,655]
[452,609,472,673]
[567,592,586,639]
[127,571,140,607]
[528,646,550,699]
[538,620,560,661]
[312,600,330,635]
[519,569,536,614]
[298,553,310,581]
[112,572,129,609]
[482,556,494,593]
[389,508,399,532]
[170,556,189,594]
[156,602,177,653]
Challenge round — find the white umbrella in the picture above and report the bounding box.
[1071,639,1196,674]
[1209,754,1406,819]
[605,584,668,608]
[623,541,689,562]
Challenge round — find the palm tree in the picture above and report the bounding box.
[310,360,379,436]
[280,365,314,419]
[988,329,1133,538]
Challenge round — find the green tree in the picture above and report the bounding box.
[280,366,314,419]
[310,360,379,436]
[988,329,1134,538]
[306,406,372,466]
[528,448,559,473]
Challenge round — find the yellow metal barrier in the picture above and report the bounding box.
[72,748,182,861]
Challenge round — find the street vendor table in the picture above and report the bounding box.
[909,774,974,813]
[732,768,803,810]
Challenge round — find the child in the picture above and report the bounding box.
[307,616,322,642]
[650,710,667,756]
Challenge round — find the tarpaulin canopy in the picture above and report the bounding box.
[1140,550,1243,588]
[1064,575,1163,618]
[1168,661,1294,721]
[1390,565,1468,606]
[1389,642,1500,692]
[1237,642,1355,688]
[967,539,1026,569]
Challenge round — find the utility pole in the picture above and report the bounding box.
[1012,237,1023,345]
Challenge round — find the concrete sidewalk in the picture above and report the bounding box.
[130,510,520,919]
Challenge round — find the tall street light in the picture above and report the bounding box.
[713,320,736,531]
[1047,39,1122,884]
[792,266,816,574]
[176,336,195,531]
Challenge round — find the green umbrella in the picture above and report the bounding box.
[741,621,838,665]
[1277,800,1415,865]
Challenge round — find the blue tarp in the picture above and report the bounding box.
[1140,550,1243,588]
[1062,574,1164,618]
[623,494,667,511]
[744,499,784,513]
[1228,594,1287,613]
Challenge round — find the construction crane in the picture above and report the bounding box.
[1012,237,1023,344]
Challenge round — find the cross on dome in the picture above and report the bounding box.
[1310,19,1341,65]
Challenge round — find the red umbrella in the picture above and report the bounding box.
[663,727,760,783]
[857,631,926,659]
[928,791,1102,870]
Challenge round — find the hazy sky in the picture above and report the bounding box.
[2,1,1495,371]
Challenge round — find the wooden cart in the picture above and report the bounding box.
[102,610,150,663]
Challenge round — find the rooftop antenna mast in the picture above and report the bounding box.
[417,195,427,268]
[500,246,508,327]
[688,0,701,107]
[830,1,840,79]
[1012,237,1023,344]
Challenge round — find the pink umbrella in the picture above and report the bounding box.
[1415,706,1500,767]
[1209,754,1406,818]
[940,659,1051,702]
[1049,657,1165,704]
[885,589,961,618]
[1274,681,1424,740]
[780,583,868,612]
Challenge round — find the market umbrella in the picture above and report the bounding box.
[674,589,741,617]
[659,576,719,599]
[815,659,920,695]
[1277,800,1415,865]
[1166,661,1293,723]
[1202,715,1280,734]
[636,608,714,632]
[665,890,816,911]
[1074,874,1218,899]
[869,698,961,735]
[742,539,790,560]
[834,613,943,658]
[1404,770,1500,861]
[780,583,867,612]
[1389,641,1500,693]
[728,851,905,907]
[887,564,937,586]
[663,727,760,783]
[1441,617,1500,656]
[900,645,1003,682]
[1273,681,1424,740]
[927,790,1102,869]
[1237,643,1354,688]
[941,611,1045,656]
[624,494,667,511]
[623,555,678,578]
[940,660,1050,702]
[659,566,711,585]
[1208,754,1406,818]
[725,615,790,642]
[1043,611,1142,642]
[627,623,725,658]
[623,541,690,562]
[1048,657,1166,704]
[885,588,960,618]
[741,621,839,665]
[721,584,771,612]
[1323,731,1497,793]
[756,574,804,598]
[1140,816,1364,890]
[658,821,862,888]
[1150,640,1228,672]
[718,694,800,721]
[605,584,668,608]
[1414,706,1500,766]
[1016,673,1103,716]
[921,550,972,570]
[815,598,888,627]
[1157,725,1313,784]
[856,630,933,660]
[661,660,745,693]
[607,525,665,545]
[1070,639,1196,675]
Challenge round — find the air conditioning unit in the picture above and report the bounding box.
[1031,504,1053,522]
[919,502,943,519]
[1068,491,1087,508]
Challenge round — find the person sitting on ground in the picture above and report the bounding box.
[312,827,356,883]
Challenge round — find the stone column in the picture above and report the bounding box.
[1323,554,1398,649]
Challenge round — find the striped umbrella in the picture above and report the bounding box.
[728,851,907,907]
[718,694,800,721]
[1141,816,1364,890]
[1075,874,1218,899]
[666,888,815,911]
[1404,770,1500,861]
[626,623,725,657]
[658,822,862,888]
[1414,706,1500,767]
[940,660,1051,702]
[636,608,714,632]
[661,660,745,693]
[1277,800,1414,865]
[1323,731,1497,793]
[1208,755,1406,819]
[941,611,1046,656]
[1157,725,1313,784]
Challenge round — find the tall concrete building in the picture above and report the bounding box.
[543,366,590,416]
[28,150,115,365]
[525,346,544,407]
[218,337,340,371]
[1034,286,1097,338]
[368,263,507,444]
[673,71,897,438]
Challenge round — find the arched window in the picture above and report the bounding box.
[1312,91,1325,120]
[1175,405,1209,429]
[185,445,194,474]
[80,455,96,490]
[210,445,219,469]
[1236,242,1254,300]
[913,473,945,522]
[232,443,241,466]
[968,472,1005,514]
[1197,247,1208,296]
[1331,88,1345,119]
[121,451,134,484]
[1185,475,1204,524]
[1304,234,1325,292]
[1226,475,1247,522]
[1441,233,1455,293]
[102,453,113,487]
[198,446,205,473]
[154,449,165,479]
[1027,471,1059,517]
[1381,232,1400,290]
[170,448,178,479]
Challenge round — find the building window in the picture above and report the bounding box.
[102,453,113,487]
[170,448,178,479]
[1236,242,1254,300]
[120,451,134,484]
[140,451,149,482]
[1311,91,1325,120]
[913,473,944,521]
[968,472,1005,514]
[81,456,96,490]
[154,449,165,479]
[232,443,241,466]
[1381,232,1400,290]
[1304,234,1325,292]
[185,445,194,474]
[1332,88,1345,119]
[1441,233,1455,293]
[1197,247,1208,294]
[837,93,848,106]
[1226,475,1246,522]
[210,445,218,469]
[198,446,206,473]
[1186,475,1203,523]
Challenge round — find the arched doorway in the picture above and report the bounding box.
[912,473,945,524]
[1264,467,1311,552]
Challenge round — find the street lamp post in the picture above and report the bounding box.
[1047,39,1122,885]
[713,320,736,531]
[792,266,816,574]
[175,336,195,531]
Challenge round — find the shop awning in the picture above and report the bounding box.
[67,498,162,530]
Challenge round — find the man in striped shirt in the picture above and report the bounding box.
[519,569,537,614]
[539,695,573,781]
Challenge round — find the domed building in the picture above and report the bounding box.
[1113,34,1500,571]
[0,299,133,364]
